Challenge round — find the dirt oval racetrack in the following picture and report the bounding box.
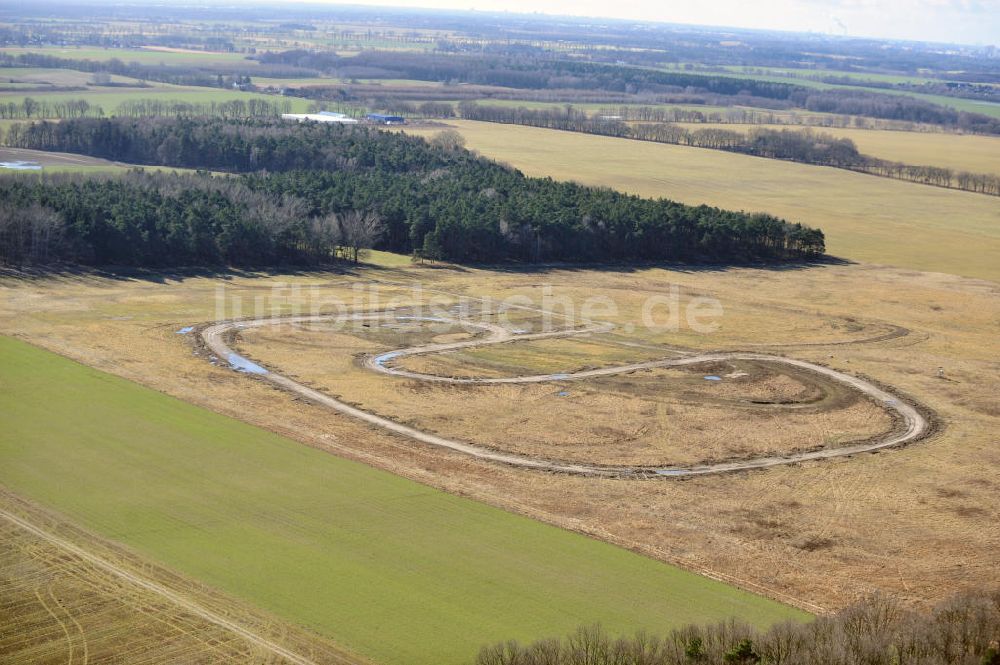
[199,308,931,478]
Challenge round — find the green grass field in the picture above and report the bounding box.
[0,66,142,87]
[364,248,417,267]
[0,336,807,665]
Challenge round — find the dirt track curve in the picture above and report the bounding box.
[199,309,930,478]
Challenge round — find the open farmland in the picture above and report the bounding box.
[402,120,1000,281]
[0,334,807,665]
[0,66,143,88]
[2,5,999,661]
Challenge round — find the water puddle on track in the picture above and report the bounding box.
[227,353,268,374]
[374,351,402,367]
[0,161,42,171]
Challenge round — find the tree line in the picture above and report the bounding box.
[0,97,98,120]
[590,105,927,132]
[4,117,459,172]
[0,96,292,121]
[112,98,293,119]
[1,117,825,267]
[799,73,999,104]
[0,173,385,267]
[457,102,861,166]
[795,89,1000,135]
[0,173,317,266]
[475,590,1000,665]
[454,103,1000,196]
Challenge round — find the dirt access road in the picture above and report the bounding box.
[199,306,931,478]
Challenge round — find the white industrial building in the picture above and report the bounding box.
[281,111,359,124]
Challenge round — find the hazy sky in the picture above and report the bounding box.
[318,0,1000,45]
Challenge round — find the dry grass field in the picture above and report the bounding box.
[1,256,997,617]
[672,123,1000,177]
[401,121,1000,281]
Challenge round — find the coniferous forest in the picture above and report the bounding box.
[1,117,825,267]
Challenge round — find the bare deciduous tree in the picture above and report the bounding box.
[337,209,384,263]
[0,204,64,266]
[476,590,1000,665]
[307,213,342,262]
[429,129,466,152]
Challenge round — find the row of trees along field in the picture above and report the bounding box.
[1,117,825,267]
[0,98,97,120]
[587,104,992,133]
[453,103,1000,196]
[0,96,293,120]
[476,590,1000,665]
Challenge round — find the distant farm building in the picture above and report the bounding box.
[366,113,406,125]
[281,112,359,124]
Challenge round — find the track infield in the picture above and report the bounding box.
[0,335,809,665]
